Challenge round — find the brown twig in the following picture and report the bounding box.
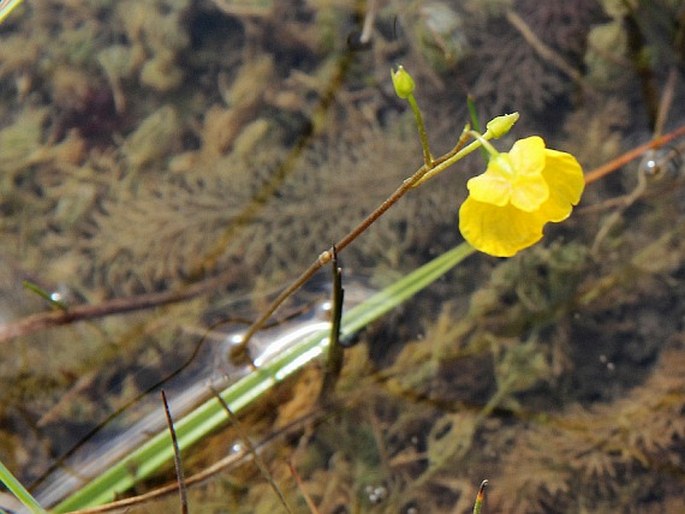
[161,390,188,514]
[584,123,685,184]
[288,461,320,514]
[211,387,294,514]
[0,267,237,343]
[654,67,678,137]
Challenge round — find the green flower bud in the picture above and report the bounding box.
[485,112,520,139]
[391,65,415,99]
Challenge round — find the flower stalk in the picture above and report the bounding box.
[392,66,433,166]
[412,113,519,188]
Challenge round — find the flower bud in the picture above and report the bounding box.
[485,112,520,139]
[391,65,415,99]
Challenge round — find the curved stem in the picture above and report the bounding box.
[407,94,433,166]
[412,123,509,188]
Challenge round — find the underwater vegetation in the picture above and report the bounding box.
[460,0,605,115]
[1,0,685,513]
[493,346,685,514]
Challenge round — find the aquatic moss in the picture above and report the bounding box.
[491,346,685,513]
[74,113,463,296]
[462,0,602,116]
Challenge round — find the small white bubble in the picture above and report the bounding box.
[366,485,387,504]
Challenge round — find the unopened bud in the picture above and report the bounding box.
[485,112,519,139]
[391,65,415,99]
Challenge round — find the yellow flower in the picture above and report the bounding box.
[459,136,584,257]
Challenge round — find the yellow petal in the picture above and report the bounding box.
[459,197,545,257]
[467,166,512,206]
[510,173,549,212]
[538,149,585,222]
[509,136,546,178]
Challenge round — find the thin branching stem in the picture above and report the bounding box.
[412,125,500,187]
[407,94,434,166]
[231,129,474,363]
[161,390,188,514]
[211,388,294,514]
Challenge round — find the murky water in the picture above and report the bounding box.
[1,1,685,513]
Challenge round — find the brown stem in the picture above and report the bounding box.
[0,268,238,343]
[230,131,472,364]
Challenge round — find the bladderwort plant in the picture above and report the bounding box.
[0,39,587,510]
[231,65,584,363]
[43,66,585,512]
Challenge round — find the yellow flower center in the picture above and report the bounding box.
[468,137,550,213]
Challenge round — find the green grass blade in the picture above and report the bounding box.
[0,0,25,24]
[342,242,475,334]
[0,459,46,513]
